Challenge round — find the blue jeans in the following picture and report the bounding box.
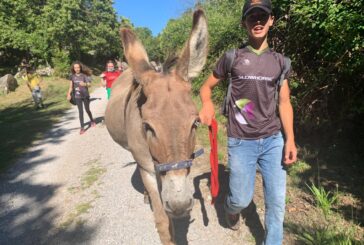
[225,132,286,245]
[32,87,43,107]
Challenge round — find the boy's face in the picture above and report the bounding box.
[243,9,274,40]
[74,64,81,74]
[107,63,115,72]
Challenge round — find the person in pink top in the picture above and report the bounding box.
[100,60,122,99]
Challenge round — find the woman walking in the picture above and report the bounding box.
[67,61,96,135]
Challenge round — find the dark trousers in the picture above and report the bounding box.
[75,97,93,128]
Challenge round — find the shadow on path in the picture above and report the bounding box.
[0,150,98,245]
[0,104,99,244]
[131,165,144,195]
[193,164,265,245]
[0,100,71,170]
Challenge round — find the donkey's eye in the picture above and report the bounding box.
[192,119,200,129]
[143,123,155,136]
[159,170,167,176]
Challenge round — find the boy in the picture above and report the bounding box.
[23,67,44,109]
[100,60,122,100]
[199,0,297,244]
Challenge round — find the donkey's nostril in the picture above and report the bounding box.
[188,199,194,208]
[165,201,172,211]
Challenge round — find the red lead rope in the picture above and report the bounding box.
[209,118,219,204]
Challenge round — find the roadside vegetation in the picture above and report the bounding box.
[0,75,100,171]
[0,76,71,170]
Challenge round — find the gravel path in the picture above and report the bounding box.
[0,87,261,245]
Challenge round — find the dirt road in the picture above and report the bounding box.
[0,87,261,245]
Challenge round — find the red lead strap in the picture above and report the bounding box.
[209,118,219,204]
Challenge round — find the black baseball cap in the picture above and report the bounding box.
[242,0,272,18]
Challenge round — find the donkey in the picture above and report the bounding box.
[105,9,208,245]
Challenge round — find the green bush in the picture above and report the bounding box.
[271,0,364,137]
[52,49,70,78]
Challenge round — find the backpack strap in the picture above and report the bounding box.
[222,49,236,116]
[225,49,236,80]
[274,56,291,103]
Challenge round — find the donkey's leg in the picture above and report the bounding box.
[169,217,175,242]
[144,190,150,204]
[139,168,175,245]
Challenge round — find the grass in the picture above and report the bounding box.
[75,202,92,214]
[67,186,80,194]
[59,201,93,229]
[307,183,339,218]
[81,164,106,189]
[60,159,105,229]
[288,160,311,177]
[0,76,71,171]
[287,160,311,184]
[297,225,361,245]
[67,161,106,193]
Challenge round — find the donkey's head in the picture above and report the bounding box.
[120,9,208,218]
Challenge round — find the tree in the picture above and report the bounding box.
[134,27,162,62]
[270,0,364,144]
[0,0,121,74]
[85,0,121,65]
[0,0,48,68]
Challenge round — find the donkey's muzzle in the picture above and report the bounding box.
[164,198,194,218]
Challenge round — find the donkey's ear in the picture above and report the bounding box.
[120,28,153,82]
[175,9,208,81]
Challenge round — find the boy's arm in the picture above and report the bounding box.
[279,80,297,165]
[199,74,220,126]
[67,80,73,100]
[100,73,106,87]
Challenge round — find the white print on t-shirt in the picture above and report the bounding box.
[235,110,248,124]
[238,75,274,81]
[242,59,250,66]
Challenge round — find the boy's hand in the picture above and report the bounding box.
[199,100,215,126]
[115,59,122,69]
[101,79,106,87]
[283,140,297,165]
[67,94,71,101]
[79,81,86,86]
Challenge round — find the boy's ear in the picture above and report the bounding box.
[269,15,275,27]
[240,21,247,29]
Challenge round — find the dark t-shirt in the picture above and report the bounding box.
[70,73,91,98]
[213,46,290,139]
